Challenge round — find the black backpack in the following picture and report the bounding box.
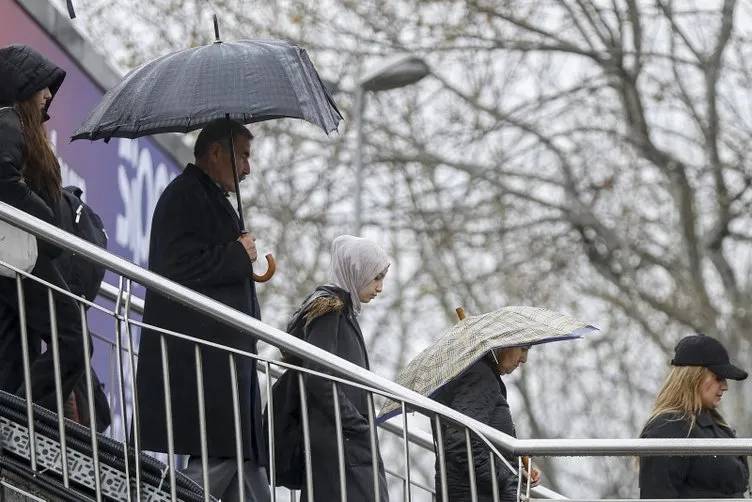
[263,369,305,489]
[263,287,346,488]
[55,186,108,302]
[263,312,307,489]
[55,186,112,431]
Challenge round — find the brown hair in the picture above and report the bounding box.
[644,366,727,432]
[16,97,61,202]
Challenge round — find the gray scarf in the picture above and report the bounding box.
[330,235,390,315]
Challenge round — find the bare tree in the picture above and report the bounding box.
[56,0,752,497]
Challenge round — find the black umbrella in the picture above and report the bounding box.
[73,18,342,281]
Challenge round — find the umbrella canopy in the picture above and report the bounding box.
[72,38,341,140]
[379,306,596,419]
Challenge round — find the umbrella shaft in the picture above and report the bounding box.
[227,120,246,233]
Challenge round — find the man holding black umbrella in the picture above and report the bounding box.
[135,119,269,502]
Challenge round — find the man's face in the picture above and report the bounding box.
[209,135,252,193]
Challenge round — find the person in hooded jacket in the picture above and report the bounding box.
[431,346,541,502]
[281,235,391,502]
[639,334,749,499]
[0,44,88,412]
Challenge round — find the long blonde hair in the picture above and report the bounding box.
[645,366,726,432]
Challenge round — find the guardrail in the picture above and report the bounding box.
[2,201,751,501]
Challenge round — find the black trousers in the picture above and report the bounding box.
[0,256,87,411]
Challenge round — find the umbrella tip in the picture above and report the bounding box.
[66,0,76,18]
[213,13,221,43]
[455,307,466,320]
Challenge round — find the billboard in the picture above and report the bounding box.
[1,0,184,432]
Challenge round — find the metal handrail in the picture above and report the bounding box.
[2,200,752,461]
[97,281,438,450]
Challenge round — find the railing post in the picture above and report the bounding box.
[195,345,210,502]
[489,452,500,502]
[123,279,143,500]
[112,277,132,501]
[265,361,277,502]
[47,289,69,488]
[229,354,246,502]
[465,428,478,502]
[332,382,347,502]
[433,415,449,502]
[401,401,412,502]
[298,372,314,502]
[80,303,103,501]
[159,334,177,500]
[15,274,37,472]
[367,393,380,502]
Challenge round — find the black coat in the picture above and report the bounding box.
[294,287,388,502]
[640,411,749,498]
[0,46,86,411]
[135,164,266,462]
[431,356,519,502]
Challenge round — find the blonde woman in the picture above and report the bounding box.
[639,335,749,498]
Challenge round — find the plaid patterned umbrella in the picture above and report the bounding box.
[379,306,596,419]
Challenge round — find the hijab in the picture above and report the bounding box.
[330,235,390,315]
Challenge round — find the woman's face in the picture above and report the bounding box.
[496,346,529,375]
[699,372,728,409]
[33,87,52,114]
[357,269,387,303]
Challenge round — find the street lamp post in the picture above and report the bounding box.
[353,54,430,234]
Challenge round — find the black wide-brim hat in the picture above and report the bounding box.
[671,334,748,381]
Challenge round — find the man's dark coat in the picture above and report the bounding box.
[640,410,749,498]
[431,356,519,502]
[135,164,266,462]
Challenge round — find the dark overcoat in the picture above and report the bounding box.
[135,163,266,463]
[293,287,389,502]
[640,410,749,498]
[431,356,519,502]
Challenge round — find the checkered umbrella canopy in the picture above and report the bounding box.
[379,306,596,419]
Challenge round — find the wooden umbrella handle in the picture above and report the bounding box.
[456,307,466,320]
[252,253,276,282]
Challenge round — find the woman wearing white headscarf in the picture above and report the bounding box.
[279,235,390,501]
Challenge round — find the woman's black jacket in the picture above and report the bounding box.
[640,410,749,498]
[286,285,389,502]
[431,355,519,502]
